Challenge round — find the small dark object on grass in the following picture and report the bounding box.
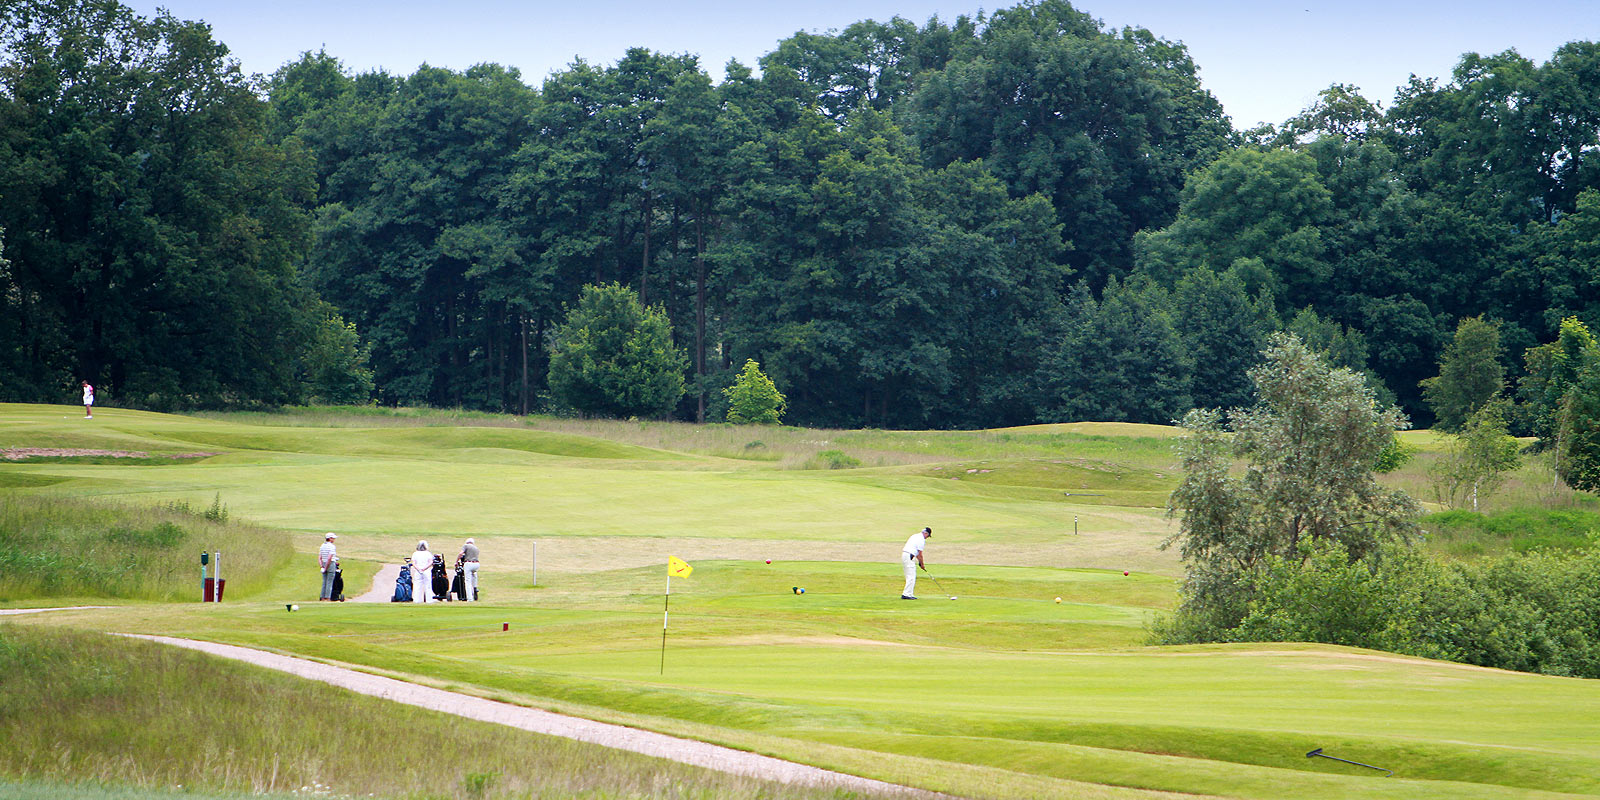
[1306,747,1393,777]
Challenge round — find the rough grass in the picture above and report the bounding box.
[0,626,901,800]
[0,494,290,602]
[1423,507,1600,558]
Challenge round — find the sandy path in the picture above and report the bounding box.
[352,564,401,602]
[128,634,932,797]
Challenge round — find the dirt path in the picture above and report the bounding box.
[352,564,401,602]
[128,634,933,798]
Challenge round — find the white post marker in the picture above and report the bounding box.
[661,556,693,674]
[531,541,538,587]
[214,550,220,602]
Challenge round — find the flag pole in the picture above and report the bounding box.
[659,573,671,674]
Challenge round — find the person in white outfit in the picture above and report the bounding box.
[82,380,94,418]
[901,527,931,599]
[411,540,435,603]
[459,538,480,601]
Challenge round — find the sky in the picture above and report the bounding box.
[121,0,1600,130]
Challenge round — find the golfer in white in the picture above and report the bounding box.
[412,540,435,603]
[901,527,931,599]
[459,538,480,601]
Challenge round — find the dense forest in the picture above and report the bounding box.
[2,0,1598,431]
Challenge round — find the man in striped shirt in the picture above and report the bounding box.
[318,533,338,601]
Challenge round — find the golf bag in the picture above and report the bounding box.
[330,566,345,602]
[431,554,449,601]
[450,566,467,601]
[392,563,413,602]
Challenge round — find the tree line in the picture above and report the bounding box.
[3,0,1599,431]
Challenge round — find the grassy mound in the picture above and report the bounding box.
[0,495,290,602]
[0,626,889,800]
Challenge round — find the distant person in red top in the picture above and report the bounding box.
[81,380,94,418]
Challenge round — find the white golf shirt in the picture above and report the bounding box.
[902,532,926,559]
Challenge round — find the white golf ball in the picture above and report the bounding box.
[949,596,957,600]
[1054,597,1062,604]
[290,604,299,611]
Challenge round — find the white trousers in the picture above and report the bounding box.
[902,554,917,597]
[413,565,432,603]
[463,561,479,600]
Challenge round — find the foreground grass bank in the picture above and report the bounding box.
[0,625,895,800]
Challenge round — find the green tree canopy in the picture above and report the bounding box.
[1519,317,1599,442]
[548,283,686,418]
[1421,316,1505,431]
[1558,362,1600,493]
[1163,333,1421,636]
[0,0,321,406]
[1135,147,1332,310]
[1038,279,1192,425]
[723,359,786,424]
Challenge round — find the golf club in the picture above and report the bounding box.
[923,571,955,599]
[1306,748,1392,777]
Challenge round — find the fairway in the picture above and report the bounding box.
[5,404,1600,799]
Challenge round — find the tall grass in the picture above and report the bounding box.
[1423,507,1600,558]
[0,626,891,800]
[0,495,290,602]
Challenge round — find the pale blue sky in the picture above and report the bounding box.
[125,1,1599,129]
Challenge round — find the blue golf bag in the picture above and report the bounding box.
[392,562,413,602]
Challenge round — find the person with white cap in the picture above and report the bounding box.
[459,537,481,601]
[900,527,931,599]
[411,540,435,603]
[318,533,338,601]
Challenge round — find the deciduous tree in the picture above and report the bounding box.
[1421,316,1505,431]
[547,283,686,418]
[1163,334,1421,635]
[1430,401,1522,510]
[723,359,786,424]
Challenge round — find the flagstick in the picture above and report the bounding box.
[659,573,671,674]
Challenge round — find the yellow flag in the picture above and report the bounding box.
[667,555,693,577]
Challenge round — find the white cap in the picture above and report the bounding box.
[325,533,337,540]
[465,537,475,544]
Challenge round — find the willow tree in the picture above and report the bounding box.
[1162,333,1421,638]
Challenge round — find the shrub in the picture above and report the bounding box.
[547,284,686,419]
[812,450,861,469]
[1157,539,1600,678]
[723,359,786,424]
